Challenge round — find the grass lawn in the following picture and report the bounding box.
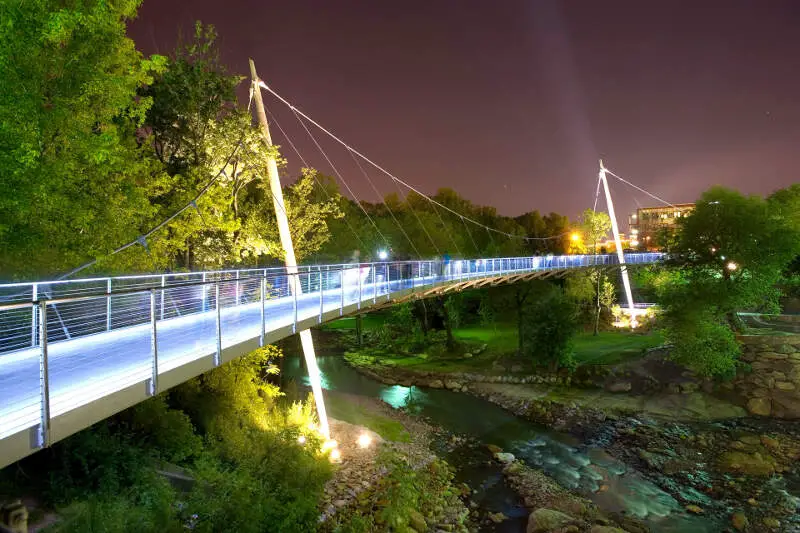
[452,324,519,354]
[324,393,411,443]
[572,330,665,365]
[321,313,387,331]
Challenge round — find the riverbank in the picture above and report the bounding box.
[317,390,472,532]
[339,353,800,532]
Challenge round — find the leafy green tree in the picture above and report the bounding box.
[659,186,800,376]
[768,184,800,299]
[519,282,579,370]
[0,0,167,278]
[139,22,259,269]
[667,186,799,327]
[565,270,615,335]
[240,169,344,263]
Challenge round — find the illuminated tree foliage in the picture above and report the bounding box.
[0,0,167,278]
[660,186,800,376]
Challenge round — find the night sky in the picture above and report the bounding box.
[129,0,800,222]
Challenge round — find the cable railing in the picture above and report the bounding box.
[0,252,662,463]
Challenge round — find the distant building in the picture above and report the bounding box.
[628,204,695,250]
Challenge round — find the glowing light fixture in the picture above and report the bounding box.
[329,449,342,462]
[322,439,338,452]
[357,433,372,449]
[571,232,581,242]
[377,249,389,261]
[727,262,737,271]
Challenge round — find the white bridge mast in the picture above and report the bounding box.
[250,59,330,438]
[598,160,636,319]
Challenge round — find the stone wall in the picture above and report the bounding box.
[731,335,800,418]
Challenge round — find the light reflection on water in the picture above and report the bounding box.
[284,355,719,533]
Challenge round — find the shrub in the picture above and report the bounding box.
[520,285,580,370]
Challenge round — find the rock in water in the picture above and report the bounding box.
[526,508,574,533]
[589,526,628,533]
[494,452,516,464]
[731,511,748,531]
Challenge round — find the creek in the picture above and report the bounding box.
[283,353,718,533]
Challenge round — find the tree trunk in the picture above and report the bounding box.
[516,289,525,356]
[594,273,601,336]
[440,296,455,352]
[355,314,363,347]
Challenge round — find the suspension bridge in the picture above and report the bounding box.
[0,62,677,468]
[0,253,661,468]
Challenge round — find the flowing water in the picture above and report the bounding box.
[283,354,718,532]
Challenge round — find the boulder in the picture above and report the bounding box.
[494,452,516,464]
[605,381,632,393]
[462,352,473,359]
[429,379,444,389]
[527,509,574,533]
[718,451,777,476]
[746,397,772,416]
[444,380,463,390]
[590,527,627,533]
[487,444,503,454]
[731,511,749,531]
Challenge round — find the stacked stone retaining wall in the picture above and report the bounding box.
[733,335,800,418]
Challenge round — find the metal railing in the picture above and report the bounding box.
[0,252,662,450]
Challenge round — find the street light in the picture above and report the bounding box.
[377,249,389,261]
[571,232,581,242]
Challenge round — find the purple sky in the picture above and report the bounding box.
[129,0,800,222]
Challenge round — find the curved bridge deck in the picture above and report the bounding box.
[0,253,661,467]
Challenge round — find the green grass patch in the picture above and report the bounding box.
[452,324,518,355]
[321,313,387,331]
[572,330,665,365]
[325,395,410,443]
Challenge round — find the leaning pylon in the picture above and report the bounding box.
[249,59,330,438]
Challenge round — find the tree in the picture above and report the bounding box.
[0,0,167,278]
[240,169,344,263]
[139,22,260,269]
[659,186,800,376]
[768,184,800,300]
[667,187,799,327]
[578,210,612,334]
[519,283,579,370]
[565,270,615,335]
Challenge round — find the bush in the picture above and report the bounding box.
[665,308,740,377]
[520,285,580,370]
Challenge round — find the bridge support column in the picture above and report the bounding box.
[37,301,50,449]
[250,59,329,439]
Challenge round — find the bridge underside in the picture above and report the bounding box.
[0,256,658,468]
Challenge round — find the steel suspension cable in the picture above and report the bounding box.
[604,168,676,208]
[347,150,423,258]
[258,82,567,243]
[266,109,368,252]
[289,107,390,249]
